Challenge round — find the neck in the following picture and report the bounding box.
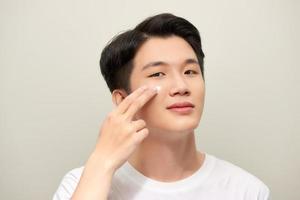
[128,129,204,182]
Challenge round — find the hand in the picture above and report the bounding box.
[93,86,158,173]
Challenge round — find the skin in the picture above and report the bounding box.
[112,35,206,181]
[72,86,159,199]
[71,35,206,199]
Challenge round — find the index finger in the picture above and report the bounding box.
[124,87,158,120]
[114,85,148,114]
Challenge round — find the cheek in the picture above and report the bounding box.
[196,88,205,106]
[193,79,205,95]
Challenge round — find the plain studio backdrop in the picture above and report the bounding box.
[0,0,299,199]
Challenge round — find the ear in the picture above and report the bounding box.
[112,89,128,107]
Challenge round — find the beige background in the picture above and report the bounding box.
[1,0,299,199]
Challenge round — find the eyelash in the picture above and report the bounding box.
[148,70,198,78]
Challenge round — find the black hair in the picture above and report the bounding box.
[99,13,205,94]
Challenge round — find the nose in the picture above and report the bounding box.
[169,74,191,97]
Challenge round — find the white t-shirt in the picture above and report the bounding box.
[53,153,270,200]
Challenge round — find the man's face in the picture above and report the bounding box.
[129,35,205,135]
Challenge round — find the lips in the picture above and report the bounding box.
[167,102,195,109]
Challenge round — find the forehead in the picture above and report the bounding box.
[133,35,198,70]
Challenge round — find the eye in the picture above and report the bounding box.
[148,72,165,78]
[185,70,198,75]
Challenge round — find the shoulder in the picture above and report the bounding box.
[208,154,270,199]
[52,166,84,200]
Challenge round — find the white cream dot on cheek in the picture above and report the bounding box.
[155,86,161,93]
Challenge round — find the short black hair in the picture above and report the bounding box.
[99,13,205,94]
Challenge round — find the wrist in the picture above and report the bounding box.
[87,151,116,176]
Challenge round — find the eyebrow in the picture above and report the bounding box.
[141,58,199,71]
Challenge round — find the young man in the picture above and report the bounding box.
[53,13,270,200]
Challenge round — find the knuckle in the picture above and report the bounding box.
[143,128,149,134]
[139,120,146,127]
[107,112,123,124]
[115,116,125,125]
[134,128,149,143]
[125,125,134,133]
[107,112,115,120]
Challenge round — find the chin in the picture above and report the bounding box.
[139,110,201,132]
[170,122,199,133]
[150,118,199,134]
